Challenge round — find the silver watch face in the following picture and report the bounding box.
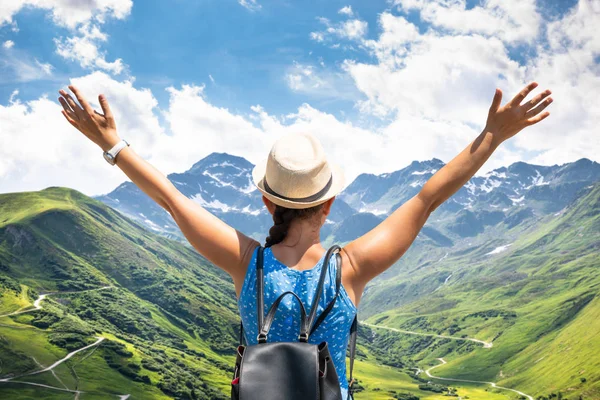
[103,151,116,165]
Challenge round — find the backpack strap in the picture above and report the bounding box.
[256,245,265,341]
[259,291,309,342]
[347,314,358,398]
[239,320,245,346]
[309,250,342,335]
[305,245,341,338]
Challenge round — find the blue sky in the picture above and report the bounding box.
[2,1,390,117]
[0,0,580,114]
[0,0,598,196]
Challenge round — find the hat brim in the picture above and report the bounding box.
[251,160,346,209]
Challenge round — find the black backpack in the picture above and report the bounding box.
[231,244,359,400]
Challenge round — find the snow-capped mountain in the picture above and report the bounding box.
[94,154,600,243]
[93,152,356,241]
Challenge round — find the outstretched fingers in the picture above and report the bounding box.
[488,88,503,114]
[61,109,79,128]
[59,90,82,117]
[525,111,550,126]
[524,89,552,111]
[58,96,78,120]
[511,82,538,106]
[68,85,94,115]
[98,94,114,120]
[525,96,553,119]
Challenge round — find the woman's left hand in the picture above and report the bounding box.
[484,81,553,144]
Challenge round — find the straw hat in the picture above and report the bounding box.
[252,132,346,209]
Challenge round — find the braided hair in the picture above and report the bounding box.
[265,203,325,248]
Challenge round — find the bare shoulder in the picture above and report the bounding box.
[232,236,261,298]
[339,245,365,309]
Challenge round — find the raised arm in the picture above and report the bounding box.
[342,82,553,291]
[58,85,259,281]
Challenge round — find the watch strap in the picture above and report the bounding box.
[104,139,129,165]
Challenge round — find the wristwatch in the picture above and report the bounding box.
[103,139,129,165]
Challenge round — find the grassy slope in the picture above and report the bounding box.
[361,182,600,398]
[0,187,244,398]
[2,187,496,400]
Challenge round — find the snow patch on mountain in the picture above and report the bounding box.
[191,193,235,212]
[213,161,241,170]
[412,169,438,175]
[480,178,502,193]
[464,181,477,195]
[358,206,388,216]
[485,243,513,255]
[509,195,525,204]
[202,170,235,188]
[524,170,549,189]
[485,170,507,179]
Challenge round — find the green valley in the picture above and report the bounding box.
[359,182,600,399]
[0,187,505,399]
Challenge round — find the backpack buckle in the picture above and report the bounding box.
[257,333,267,343]
[298,332,309,342]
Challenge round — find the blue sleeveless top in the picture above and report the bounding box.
[237,245,358,398]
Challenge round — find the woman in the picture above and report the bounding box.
[57,82,552,398]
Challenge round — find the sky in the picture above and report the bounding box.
[0,0,598,196]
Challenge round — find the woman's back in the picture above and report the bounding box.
[237,245,357,398]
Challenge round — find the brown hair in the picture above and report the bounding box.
[265,203,325,247]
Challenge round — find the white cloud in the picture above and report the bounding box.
[0,70,513,196]
[347,28,524,122]
[0,71,163,195]
[1,1,131,74]
[2,40,14,49]
[55,23,124,74]
[512,0,600,166]
[310,32,325,42]
[339,6,354,17]
[0,0,132,29]
[35,59,53,75]
[239,0,261,12]
[310,16,368,43]
[0,48,55,83]
[309,1,599,173]
[392,0,541,44]
[285,61,360,100]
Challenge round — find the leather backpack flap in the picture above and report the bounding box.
[238,342,319,400]
[318,341,343,400]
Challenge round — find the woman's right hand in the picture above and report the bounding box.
[58,85,121,152]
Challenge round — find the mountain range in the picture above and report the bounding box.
[94,153,599,244]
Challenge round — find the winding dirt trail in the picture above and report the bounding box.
[0,286,113,318]
[0,337,105,383]
[426,358,534,400]
[360,320,493,348]
[363,321,534,399]
[0,286,129,399]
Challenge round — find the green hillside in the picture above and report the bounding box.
[0,187,247,399]
[361,182,600,399]
[1,187,499,399]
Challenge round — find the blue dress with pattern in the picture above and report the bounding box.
[237,245,358,399]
